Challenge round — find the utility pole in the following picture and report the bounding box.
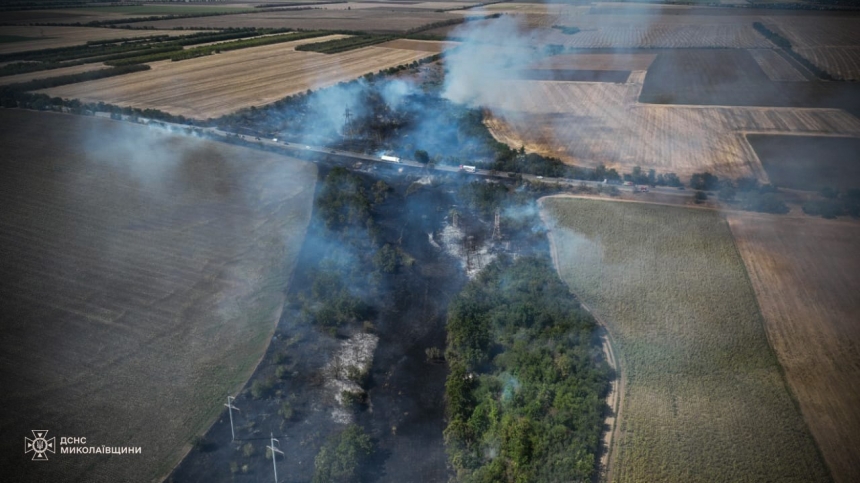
[224,396,239,442]
[267,432,284,483]
[343,108,353,139]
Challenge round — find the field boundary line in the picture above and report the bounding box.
[538,197,626,483]
[725,215,837,483]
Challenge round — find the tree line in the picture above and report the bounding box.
[444,255,611,483]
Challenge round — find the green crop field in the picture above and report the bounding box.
[542,197,830,483]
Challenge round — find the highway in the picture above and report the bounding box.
[130,117,691,199]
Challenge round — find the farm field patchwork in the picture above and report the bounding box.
[127,8,461,32]
[540,23,772,49]
[793,47,860,81]
[0,110,317,483]
[542,197,830,483]
[483,77,860,180]
[727,213,860,483]
[0,62,106,86]
[527,52,657,72]
[762,15,860,48]
[639,49,860,116]
[40,36,449,119]
[377,38,457,53]
[0,26,208,55]
[747,134,860,191]
[748,49,808,81]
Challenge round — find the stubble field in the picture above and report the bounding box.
[0,26,208,55]
[483,76,860,180]
[40,37,449,119]
[727,213,860,483]
[126,8,461,32]
[0,110,317,483]
[542,197,830,483]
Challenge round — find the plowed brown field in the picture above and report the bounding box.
[728,213,860,483]
[40,37,442,119]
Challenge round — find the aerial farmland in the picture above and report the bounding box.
[1,1,859,483]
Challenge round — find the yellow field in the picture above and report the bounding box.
[0,26,207,54]
[40,37,448,119]
[483,78,860,180]
[0,110,317,482]
[543,197,829,483]
[727,213,860,483]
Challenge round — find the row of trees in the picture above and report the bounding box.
[803,188,860,218]
[690,172,791,214]
[444,255,611,483]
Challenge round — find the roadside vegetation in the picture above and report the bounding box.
[543,198,830,483]
[444,254,611,483]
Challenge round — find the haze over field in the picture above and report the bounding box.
[0,110,317,482]
[1,1,859,483]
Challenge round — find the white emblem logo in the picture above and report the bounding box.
[25,430,55,461]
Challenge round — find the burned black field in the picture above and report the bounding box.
[167,165,544,483]
[748,134,860,191]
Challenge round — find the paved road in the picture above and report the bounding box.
[129,118,690,198]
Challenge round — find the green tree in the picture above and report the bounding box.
[414,149,430,164]
[312,425,373,483]
[373,244,398,273]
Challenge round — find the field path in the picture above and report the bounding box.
[539,199,626,483]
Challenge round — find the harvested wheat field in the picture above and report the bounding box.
[762,15,860,48]
[542,197,829,483]
[527,52,657,72]
[0,26,207,55]
[483,78,860,180]
[541,23,772,49]
[377,38,458,53]
[129,9,459,32]
[749,49,808,81]
[728,213,860,483]
[41,36,445,119]
[0,109,317,483]
[794,47,860,81]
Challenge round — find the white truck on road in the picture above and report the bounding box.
[380,155,401,163]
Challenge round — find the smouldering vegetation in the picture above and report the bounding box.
[543,198,830,483]
[444,255,610,483]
